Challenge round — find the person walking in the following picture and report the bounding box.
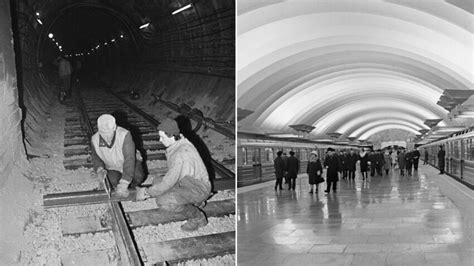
[391,150,398,168]
[340,150,348,180]
[398,148,406,176]
[405,150,413,176]
[347,149,357,180]
[273,151,285,190]
[383,150,391,175]
[55,56,72,97]
[358,148,369,180]
[438,145,445,174]
[369,150,377,176]
[423,149,429,165]
[307,151,323,193]
[286,151,299,190]
[412,148,421,171]
[324,148,340,193]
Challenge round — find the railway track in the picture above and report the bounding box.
[44,87,235,265]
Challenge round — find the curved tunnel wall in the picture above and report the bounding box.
[12,0,235,158]
[237,1,473,140]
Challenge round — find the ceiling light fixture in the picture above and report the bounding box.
[172,3,192,15]
[139,22,150,29]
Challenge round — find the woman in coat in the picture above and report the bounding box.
[358,148,369,180]
[398,149,406,176]
[383,151,391,175]
[307,151,323,193]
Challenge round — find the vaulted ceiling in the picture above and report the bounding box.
[237,0,473,141]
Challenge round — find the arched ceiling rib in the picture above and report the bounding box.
[237,0,474,140]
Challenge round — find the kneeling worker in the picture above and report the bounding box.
[136,118,211,231]
[91,114,145,197]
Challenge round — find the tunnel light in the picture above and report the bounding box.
[139,22,150,29]
[120,34,124,38]
[36,19,43,25]
[111,39,115,42]
[48,33,53,38]
[35,12,40,17]
[104,42,108,46]
[58,46,62,49]
[172,4,192,15]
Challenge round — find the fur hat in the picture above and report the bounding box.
[310,150,318,156]
[327,147,335,152]
[97,114,116,135]
[158,118,180,137]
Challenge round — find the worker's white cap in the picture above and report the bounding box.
[97,114,116,135]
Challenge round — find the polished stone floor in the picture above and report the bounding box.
[237,165,474,265]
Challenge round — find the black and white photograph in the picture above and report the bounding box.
[237,1,473,265]
[0,0,235,264]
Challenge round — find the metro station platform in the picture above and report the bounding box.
[237,165,474,266]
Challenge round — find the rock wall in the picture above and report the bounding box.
[0,0,33,263]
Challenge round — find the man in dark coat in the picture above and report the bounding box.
[398,148,406,176]
[340,150,348,180]
[286,151,299,190]
[347,149,358,180]
[412,148,421,171]
[273,151,285,190]
[405,150,413,176]
[324,147,340,193]
[376,150,384,176]
[369,150,377,176]
[438,145,445,174]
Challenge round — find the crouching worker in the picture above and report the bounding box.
[91,114,145,197]
[135,118,211,231]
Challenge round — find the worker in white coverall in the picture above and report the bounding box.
[136,118,211,231]
[91,114,145,197]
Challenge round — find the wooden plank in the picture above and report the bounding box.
[127,199,235,227]
[65,163,93,170]
[61,199,235,235]
[142,231,235,264]
[146,153,166,161]
[65,138,87,146]
[64,147,90,157]
[61,216,110,235]
[61,249,117,266]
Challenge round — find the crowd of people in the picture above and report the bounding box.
[273,145,444,195]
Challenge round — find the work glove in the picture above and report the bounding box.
[116,179,130,198]
[136,187,150,201]
[136,150,143,161]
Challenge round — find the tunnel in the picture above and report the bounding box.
[0,0,234,263]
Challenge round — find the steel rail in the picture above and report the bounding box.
[43,177,234,208]
[108,90,235,180]
[76,90,143,265]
